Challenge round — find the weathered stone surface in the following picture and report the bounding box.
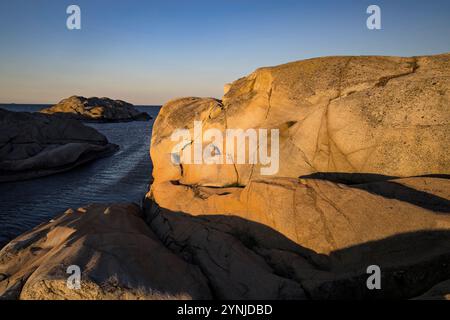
[150,54,450,189]
[415,279,450,300]
[0,203,211,300]
[145,176,450,300]
[145,183,450,299]
[40,96,151,122]
[145,54,450,300]
[0,108,118,182]
[3,54,449,300]
[148,176,450,255]
[144,202,308,300]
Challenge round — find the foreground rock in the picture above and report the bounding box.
[1,179,448,299]
[3,54,449,300]
[0,109,118,182]
[40,96,151,122]
[0,203,211,300]
[148,176,450,255]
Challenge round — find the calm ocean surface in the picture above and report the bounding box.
[0,104,161,247]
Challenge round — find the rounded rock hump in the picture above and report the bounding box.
[40,95,152,122]
[0,108,119,182]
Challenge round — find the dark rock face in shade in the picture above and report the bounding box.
[40,96,152,122]
[0,108,118,182]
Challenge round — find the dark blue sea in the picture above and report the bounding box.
[0,104,161,247]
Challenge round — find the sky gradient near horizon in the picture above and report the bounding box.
[0,0,449,105]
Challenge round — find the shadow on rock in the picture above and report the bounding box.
[300,172,450,213]
[144,199,450,300]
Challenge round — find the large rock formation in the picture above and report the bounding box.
[0,109,118,182]
[0,203,211,299]
[151,54,449,189]
[2,54,449,300]
[40,96,151,122]
[144,176,450,299]
[146,54,450,299]
[2,185,448,300]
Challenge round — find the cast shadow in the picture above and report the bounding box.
[145,201,450,300]
[299,172,450,214]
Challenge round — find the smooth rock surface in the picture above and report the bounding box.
[0,203,211,300]
[40,96,151,122]
[0,108,118,182]
[3,54,449,300]
[150,54,450,189]
[415,279,450,300]
[144,176,450,299]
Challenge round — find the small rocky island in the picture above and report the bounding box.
[40,96,152,122]
[0,109,118,182]
[1,53,449,300]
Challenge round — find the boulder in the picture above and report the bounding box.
[0,108,118,182]
[150,54,450,189]
[40,96,151,122]
[0,203,211,300]
[145,53,450,299]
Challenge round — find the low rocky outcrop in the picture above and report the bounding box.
[0,108,118,182]
[0,203,211,300]
[40,96,151,122]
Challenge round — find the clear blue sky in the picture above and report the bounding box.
[0,0,449,104]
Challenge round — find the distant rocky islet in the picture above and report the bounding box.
[40,96,152,122]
